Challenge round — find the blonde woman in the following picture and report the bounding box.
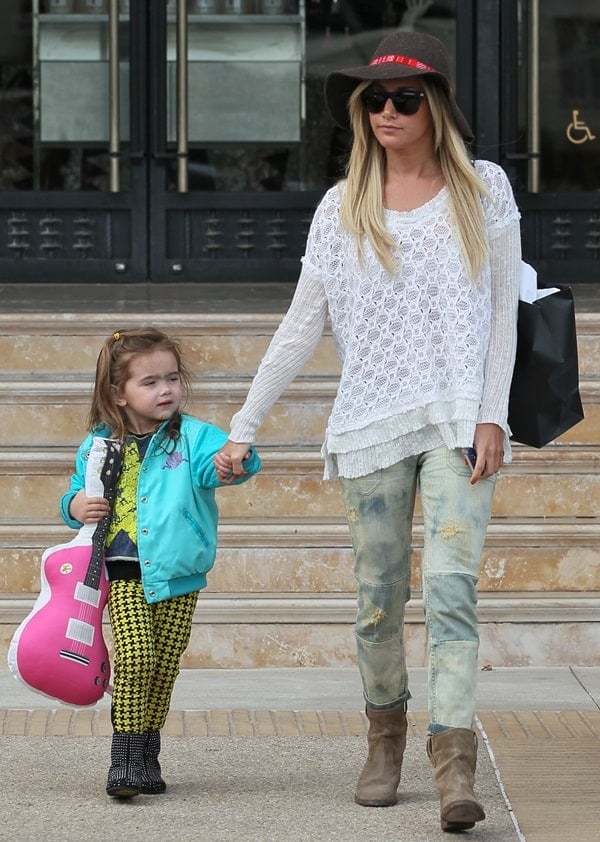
[215,30,521,833]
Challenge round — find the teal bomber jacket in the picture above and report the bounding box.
[59,414,261,603]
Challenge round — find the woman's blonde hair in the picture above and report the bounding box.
[88,327,192,442]
[340,78,490,278]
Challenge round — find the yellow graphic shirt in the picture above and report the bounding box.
[105,433,152,565]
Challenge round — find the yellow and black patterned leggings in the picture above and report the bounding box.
[108,579,198,733]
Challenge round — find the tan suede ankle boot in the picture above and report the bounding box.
[354,704,408,807]
[427,727,486,832]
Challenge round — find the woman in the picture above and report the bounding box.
[215,29,521,833]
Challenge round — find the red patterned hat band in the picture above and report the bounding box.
[370,54,437,73]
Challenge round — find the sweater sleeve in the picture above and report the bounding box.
[229,265,329,443]
[477,219,521,428]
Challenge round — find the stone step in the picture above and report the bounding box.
[0,314,338,379]
[0,377,597,447]
[1,590,598,668]
[0,311,598,378]
[1,517,598,596]
[0,306,597,669]
[1,445,598,520]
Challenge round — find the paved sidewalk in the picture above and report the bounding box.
[1,666,599,842]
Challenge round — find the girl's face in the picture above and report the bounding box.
[114,350,183,434]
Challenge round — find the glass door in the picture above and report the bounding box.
[147,0,311,283]
[0,0,148,281]
[522,0,599,193]
[506,0,600,280]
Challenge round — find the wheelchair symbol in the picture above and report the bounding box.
[566,110,596,144]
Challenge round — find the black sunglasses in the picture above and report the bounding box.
[360,87,425,116]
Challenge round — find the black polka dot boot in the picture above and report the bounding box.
[140,729,167,794]
[106,732,145,798]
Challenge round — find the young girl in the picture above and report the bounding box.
[60,327,261,799]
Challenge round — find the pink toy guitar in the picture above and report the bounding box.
[8,437,122,706]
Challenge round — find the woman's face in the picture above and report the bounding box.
[364,77,434,152]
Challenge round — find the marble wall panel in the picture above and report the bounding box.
[491,472,600,517]
[576,333,600,377]
[207,547,357,593]
[0,475,71,518]
[478,622,600,667]
[216,473,343,519]
[0,549,45,592]
[185,334,339,378]
[479,546,600,591]
[0,336,99,375]
[0,404,88,447]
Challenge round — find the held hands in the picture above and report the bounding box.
[214,440,252,483]
[69,490,111,524]
[465,423,505,485]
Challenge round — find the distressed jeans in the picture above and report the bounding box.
[339,447,496,733]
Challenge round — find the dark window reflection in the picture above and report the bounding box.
[0,1,33,190]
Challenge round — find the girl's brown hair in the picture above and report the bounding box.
[88,327,192,441]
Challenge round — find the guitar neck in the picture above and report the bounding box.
[85,507,112,590]
[84,441,122,591]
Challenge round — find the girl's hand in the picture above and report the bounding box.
[214,440,252,483]
[69,490,111,523]
[469,423,505,485]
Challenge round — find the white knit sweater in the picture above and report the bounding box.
[230,160,522,479]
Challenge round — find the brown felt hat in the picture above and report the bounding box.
[324,29,473,142]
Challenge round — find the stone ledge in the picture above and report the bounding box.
[1,444,599,473]
[0,516,599,549]
[1,592,599,626]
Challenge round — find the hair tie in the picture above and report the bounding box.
[113,331,120,341]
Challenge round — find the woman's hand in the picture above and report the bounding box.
[214,440,252,483]
[469,423,505,485]
[69,490,110,523]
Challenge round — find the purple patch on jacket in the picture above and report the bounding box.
[163,452,188,470]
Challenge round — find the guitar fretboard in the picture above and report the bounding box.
[84,441,122,591]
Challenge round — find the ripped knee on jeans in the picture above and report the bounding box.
[367,606,388,627]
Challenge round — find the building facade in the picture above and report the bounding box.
[1,0,599,286]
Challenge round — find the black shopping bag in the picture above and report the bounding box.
[508,286,584,448]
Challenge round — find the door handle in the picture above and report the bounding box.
[527,0,540,193]
[175,0,189,193]
[108,0,120,192]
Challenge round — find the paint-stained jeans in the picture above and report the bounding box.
[339,447,496,733]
